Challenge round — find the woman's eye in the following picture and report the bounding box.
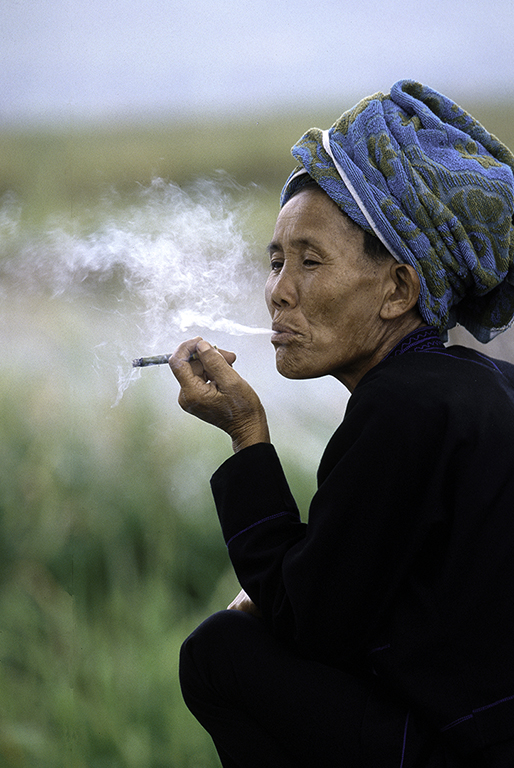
[270,259,283,272]
[303,258,320,267]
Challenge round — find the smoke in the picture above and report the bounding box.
[0,177,271,404]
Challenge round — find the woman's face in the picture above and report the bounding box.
[265,187,395,389]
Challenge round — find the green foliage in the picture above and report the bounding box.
[0,336,317,766]
[0,369,238,766]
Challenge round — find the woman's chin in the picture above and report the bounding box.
[274,349,316,380]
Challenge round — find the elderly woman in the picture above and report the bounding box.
[170,81,514,767]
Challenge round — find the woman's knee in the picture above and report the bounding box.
[179,610,263,704]
[183,608,264,657]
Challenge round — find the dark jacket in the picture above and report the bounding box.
[211,328,514,757]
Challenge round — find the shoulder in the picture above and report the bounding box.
[325,346,514,463]
[355,345,514,409]
[317,346,514,485]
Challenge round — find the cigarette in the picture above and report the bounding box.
[132,346,218,367]
[132,354,172,367]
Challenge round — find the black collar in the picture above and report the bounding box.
[384,326,445,360]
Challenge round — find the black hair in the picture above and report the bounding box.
[362,229,392,263]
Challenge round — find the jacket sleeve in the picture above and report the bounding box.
[210,371,447,669]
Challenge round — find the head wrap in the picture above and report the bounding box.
[281,80,514,342]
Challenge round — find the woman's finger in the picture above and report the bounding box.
[189,342,238,388]
[168,337,203,385]
[195,341,236,369]
[216,347,237,367]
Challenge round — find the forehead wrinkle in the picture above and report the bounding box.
[267,236,327,255]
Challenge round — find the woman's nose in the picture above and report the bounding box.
[267,266,298,309]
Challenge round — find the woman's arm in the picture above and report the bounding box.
[211,371,447,668]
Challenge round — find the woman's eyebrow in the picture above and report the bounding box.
[267,237,320,255]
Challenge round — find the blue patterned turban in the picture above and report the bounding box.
[281,80,514,342]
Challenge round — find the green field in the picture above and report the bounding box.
[1,99,514,766]
[0,108,338,229]
[3,99,514,225]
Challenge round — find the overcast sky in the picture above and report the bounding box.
[2,0,514,125]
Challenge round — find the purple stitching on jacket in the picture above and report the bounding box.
[441,692,514,731]
[472,692,514,714]
[369,644,391,654]
[399,711,410,768]
[423,349,505,373]
[384,325,506,376]
[440,714,473,732]
[471,350,503,373]
[384,326,444,359]
[226,511,299,547]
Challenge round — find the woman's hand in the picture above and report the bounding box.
[227,588,262,618]
[169,337,270,452]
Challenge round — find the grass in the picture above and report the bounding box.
[2,99,514,226]
[0,350,321,766]
[0,108,333,228]
[0,360,263,767]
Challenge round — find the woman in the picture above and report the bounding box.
[170,81,514,766]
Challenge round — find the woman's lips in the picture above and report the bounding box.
[271,325,300,344]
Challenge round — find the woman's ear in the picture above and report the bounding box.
[380,263,421,320]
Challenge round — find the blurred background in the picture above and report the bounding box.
[2,1,514,765]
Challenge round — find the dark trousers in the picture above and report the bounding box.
[179,610,455,768]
